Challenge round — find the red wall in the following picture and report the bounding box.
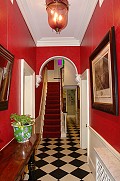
[80,0,120,152]
[46,60,54,70]
[0,1,36,149]
[36,46,80,74]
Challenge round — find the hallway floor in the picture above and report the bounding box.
[24,118,94,180]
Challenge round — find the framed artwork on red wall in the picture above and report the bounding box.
[89,26,118,115]
[0,45,14,110]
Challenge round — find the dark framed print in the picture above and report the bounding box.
[89,26,118,115]
[0,45,14,110]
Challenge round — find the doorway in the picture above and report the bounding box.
[67,89,76,116]
[80,69,90,150]
[20,59,35,118]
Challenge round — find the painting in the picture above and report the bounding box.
[89,27,118,115]
[0,45,14,110]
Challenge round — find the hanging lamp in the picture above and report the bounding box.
[46,0,69,33]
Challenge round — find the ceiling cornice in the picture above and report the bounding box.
[36,37,80,47]
[77,0,98,45]
[16,0,38,44]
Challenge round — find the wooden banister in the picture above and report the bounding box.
[60,67,64,112]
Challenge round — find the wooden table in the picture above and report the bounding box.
[0,134,40,181]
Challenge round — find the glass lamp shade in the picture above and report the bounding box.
[46,0,69,33]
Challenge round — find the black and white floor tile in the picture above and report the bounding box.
[24,118,95,181]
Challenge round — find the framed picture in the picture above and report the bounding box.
[89,27,118,115]
[0,45,14,110]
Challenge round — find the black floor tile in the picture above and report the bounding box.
[68,147,79,151]
[69,159,85,167]
[54,142,64,146]
[67,142,77,146]
[38,147,50,152]
[53,147,64,152]
[36,152,49,159]
[52,152,66,158]
[35,160,48,168]
[51,159,67,167]
[49,168,68,179]
[34,169,46,180]
[71,168,89,179]
[42,142,52,146]
[68,152,81,158]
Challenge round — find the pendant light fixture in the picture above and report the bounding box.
[46,0,69,33]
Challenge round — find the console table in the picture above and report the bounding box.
[0,134,40,181]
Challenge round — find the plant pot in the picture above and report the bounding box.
[12,124,33,143]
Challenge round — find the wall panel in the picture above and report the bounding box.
[80,0,120,153]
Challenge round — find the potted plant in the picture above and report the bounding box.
[10,113,35,143]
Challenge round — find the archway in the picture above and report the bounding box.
[36,56,80,87]
[36,55,81,138]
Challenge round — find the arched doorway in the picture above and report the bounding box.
[36,56,80,87]
[36,56,86,139]
[36,56,80,123]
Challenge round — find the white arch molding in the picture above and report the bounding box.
[36,56,80,87]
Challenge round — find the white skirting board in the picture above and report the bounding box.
[88,126,120,180]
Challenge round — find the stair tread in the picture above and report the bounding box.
[44,119,60,121]
[43,82,61,138]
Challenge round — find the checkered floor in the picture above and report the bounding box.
[24,118,94,181]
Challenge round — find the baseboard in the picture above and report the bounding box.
[88,157,96,180]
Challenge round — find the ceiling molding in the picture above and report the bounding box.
[16,0,38,44]
[36,37,80,47]
[78,0,98,44]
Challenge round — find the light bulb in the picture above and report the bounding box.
[51,10,54,14]
[59,15,62,21]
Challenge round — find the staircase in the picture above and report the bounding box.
[43,82,61,138]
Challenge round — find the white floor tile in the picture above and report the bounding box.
[60,174,80,181]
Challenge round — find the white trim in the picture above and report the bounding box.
[39,56,78,76]
[36,37,80,47]
[20,59,35,118]
[16,0,38,45]
[88,126,120,179]
[10,0,14,4]
[20,59,24,115]
[80,69,90,150]
[63,85,77,90]
[36,56,79,87]
[79,0,98,45]
[89,126,120,160]
[99,0,104,7]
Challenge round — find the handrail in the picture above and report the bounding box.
[38,68,48,137]
[60,67,64,112]
[60,67,67,137]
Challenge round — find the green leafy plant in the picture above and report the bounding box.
[10,113,34,127]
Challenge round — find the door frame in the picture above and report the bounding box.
[80,69,90,152]
[20,59,35,118]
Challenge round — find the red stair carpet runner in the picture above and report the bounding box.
[43,82,61,138]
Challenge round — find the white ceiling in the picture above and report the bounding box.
[16,0,99,47]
